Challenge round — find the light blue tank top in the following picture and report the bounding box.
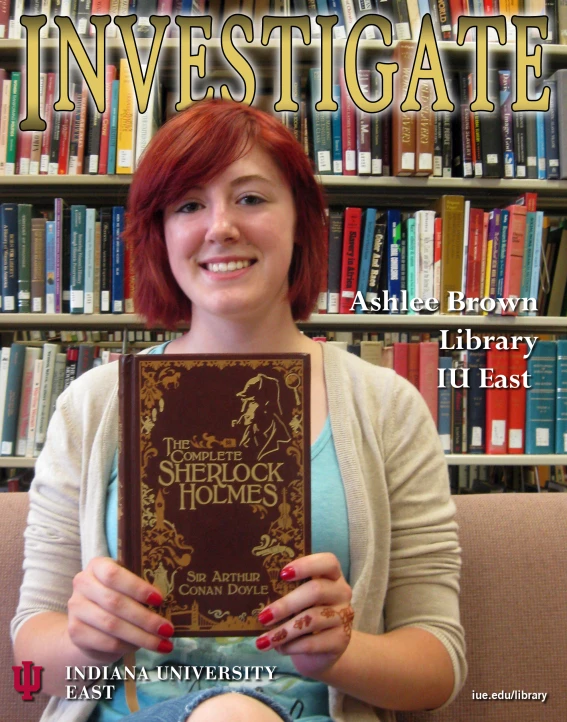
[94,343,349,721]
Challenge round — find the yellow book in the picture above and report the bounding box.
[116,59,137,175]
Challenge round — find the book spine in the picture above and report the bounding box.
[392,42,416,176]
[0,77,11,175]
[327,210,343,313]
[1,203,18,313]
[48,105,62,176]
[25,358,43,458]
[70,205,86,313]
[525,111,538,179]
[331,84,343,175]
[31,218,46,313]
[356,70,371,175]
[438,355,452,452]
[45,221,56,314]
[365,214,387,306]
[310,68,332,175]
[5,71,21,175]
[33,342,60,456]
[451,351,466,453]
[1,343,26,456]
[387,209,402,311]
[545,78,560,180]
[458,72,473,177]
[15,346,42,456]
[528,211,544,314]
[355,208,377,314]
[47,352,67,422]
[339,207,362,314]
[507,344,528,453]
[68,82,87,175]
[112,206,125,313]
[519,211,536,304]
[526,341,557,454]
[536,110,547,180]
[419,342,439,424]
[93,220,101,313]
[107,79,120,175]
[513,110,527,179]
[415,79,434,176]
[339,69,356,176]
[433,112,443,177]
[467,349,486,453]
[502,205,527,314]
[84,208,96,314]
[17,204,32,313]
[556,340,567,453]
[486,345,509,453]
[100,208,112,312]
[29,73,47,175]
[438,195,465,314]
[393,341,409,378]
[116,58,137,174]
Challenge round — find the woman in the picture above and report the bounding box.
[11,99,466,722]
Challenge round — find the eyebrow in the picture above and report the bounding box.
[190,174,275,191]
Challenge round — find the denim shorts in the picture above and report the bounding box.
[123,687,294,722]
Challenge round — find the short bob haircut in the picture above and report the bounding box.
[125,98,328,329]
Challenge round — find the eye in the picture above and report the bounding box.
[177,201,202,214]
[239,194,265,206]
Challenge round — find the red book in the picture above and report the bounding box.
[318,212,328,314]
[407,342,419,388]
[502,204,527,315]
[433,215,442,301]
[418,341,439,425]
[507,344,527,453]
[339,69,356,176]
[90,0,110,34]
[339,207,362,313]
[98,65,117,174]
[69,82,88,175]
[39,73,56,175]
[515,192,537,212]
[465,207,484,300]
[57,86,74,175]
[485,344,510,454]
[393,342,409,379]
[16,66,32,174]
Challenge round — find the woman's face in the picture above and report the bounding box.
[163,145,297,324]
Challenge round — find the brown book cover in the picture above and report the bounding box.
[435,195,465,314]
[415,79,434,177]
[392,41,416,177]
[119,353,311,636]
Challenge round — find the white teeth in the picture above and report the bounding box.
[205,260,252,273]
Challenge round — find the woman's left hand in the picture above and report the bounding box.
[255,553,354,679]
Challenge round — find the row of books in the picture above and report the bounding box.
[332,337,567,454]
[0,201,131,314]
[1,0,567,43]
[3,57,567,180]
[449,464,567,493]
[0,341,116,459]
[0,59,158,176]
[307,60,567,180]
[322,196,567,317]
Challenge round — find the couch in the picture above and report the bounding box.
[3,492,566,721]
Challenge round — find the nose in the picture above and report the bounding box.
[204,203,240,244]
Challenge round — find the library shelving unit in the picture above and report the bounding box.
[1,34,566,473]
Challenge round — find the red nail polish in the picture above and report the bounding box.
[256,636,271,651]
[147,591,163,606]
[158,622,175,638]
[258,608,274,625]
[280,566,295,581]
[158,639,174,654]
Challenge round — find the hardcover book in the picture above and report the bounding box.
[119,353,311,636]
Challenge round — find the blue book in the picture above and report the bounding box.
[355,208,377,314]
[557,340,567,454]
[1,343,26,456]
[386,209,401,313]
[70,205,86,314]
[496,209,509,300]
[519,211,536,309]
[536,111,546,180]
[528,211,544,316]
[467,350,487,453]
[526,340,557,454]
[107,80,120,175]
[545,79,560,180]
[331,84,342,175]
[438,356,452,454]
[315,0,329,12]
[45,221,56,315]
[111,206,125,314]
[326,0,347,39]
[0,203,18,313]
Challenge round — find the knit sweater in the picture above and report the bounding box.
[11,342,467,722]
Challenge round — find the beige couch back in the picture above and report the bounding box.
[4,492,567,721]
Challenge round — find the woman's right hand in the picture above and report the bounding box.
[67,556,175,663]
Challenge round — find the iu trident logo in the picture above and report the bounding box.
[12,661,43,701]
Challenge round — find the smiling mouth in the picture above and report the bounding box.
[201,259,256,273]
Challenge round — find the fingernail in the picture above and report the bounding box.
[258,608,274,625]
[158,639,174,654]
[147,591,163,606]
[280,566,295,581]
[158,622,175,638]
[256,635,271,650]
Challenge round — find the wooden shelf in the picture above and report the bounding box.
[2,175,567,208]
[0,312,565,332]
[446,454,567,465]
[4,454,566,469]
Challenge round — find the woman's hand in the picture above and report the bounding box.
[255,553,354,679]
[67,557,175,664]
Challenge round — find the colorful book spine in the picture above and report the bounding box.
[438,355,452,453]
[5,71,21,175]
[339,69,356,176]
[331,84,342,175]
[107,79,120,175]
[502,204,527,314]
[116,58,137,174]
[467,349,486,453]
[15,346,42,456]
[33,342,60,456]
[70,205,86,314]
[84,208,96,314]
[111,206,125,313]
[499,69,515,178]
[31,217,46,313]
[386,209,402,312]
[25,358,43,459]
[45,221,55,314]
[17,204,32,313]
[339,207,362,314]
[508,345,528,453]
[526,340,557,454]
[419,341,439,424]
[1,343,26,456]
[485,345,509,454]
[1,203,17,312]
[557,340,567,454]
[355,208,377,315]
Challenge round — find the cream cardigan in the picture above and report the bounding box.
[12,342,467,722]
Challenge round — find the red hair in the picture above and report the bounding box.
[125,99,328,329]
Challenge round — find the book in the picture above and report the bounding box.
[526,340,557,454]
[118,353,311,635]
[485,344,509,454]
[15,346,42,457]
[33,342,60,457]
[339,207,362,314]
[557,340,567,454]
[507,344,528,453]
[435,195,465,314]
[1,343,25,456]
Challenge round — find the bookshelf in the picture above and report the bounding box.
[0,30,566,484]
